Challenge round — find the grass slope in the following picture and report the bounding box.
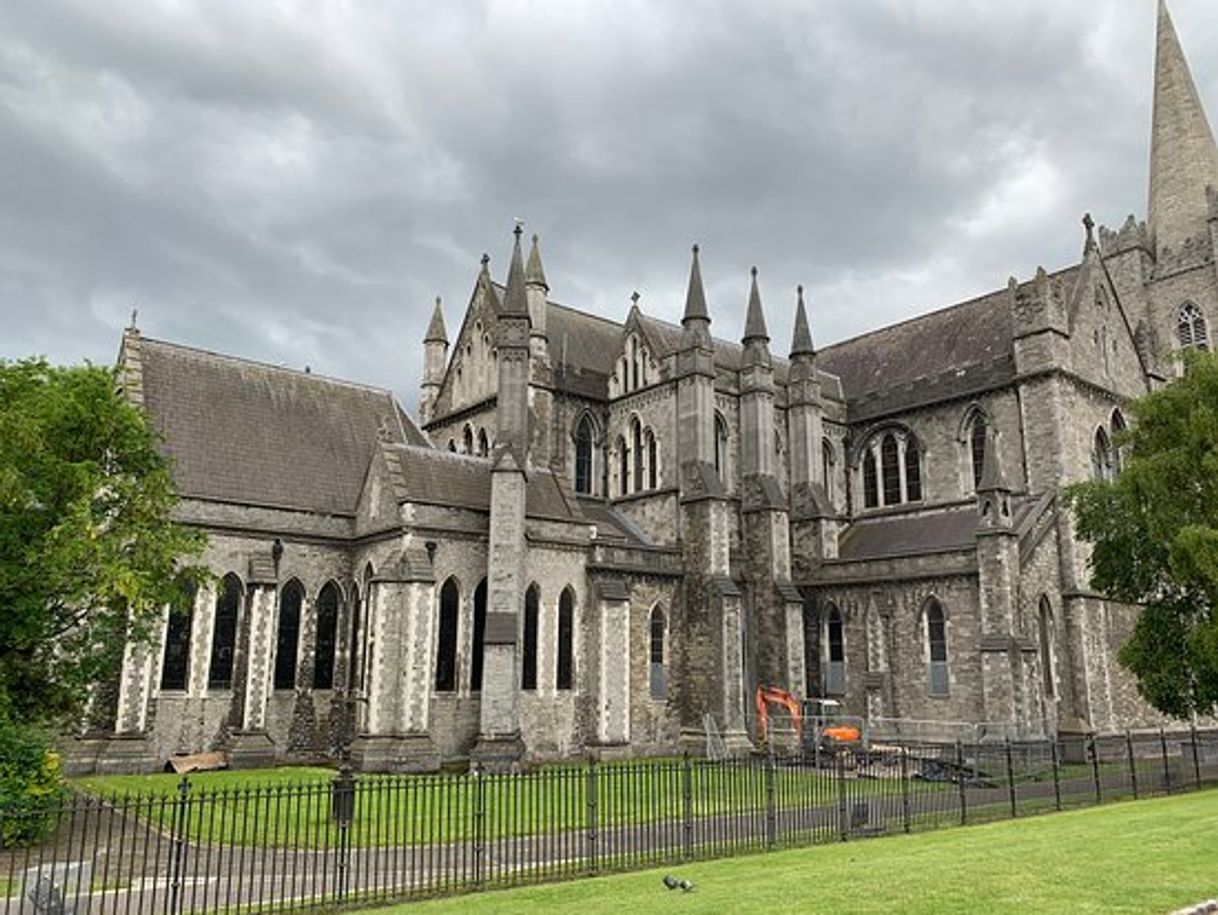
[370,789,1218,915]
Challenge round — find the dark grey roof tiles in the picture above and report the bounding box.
[836,498,1039,561]
[138,336,424,515]
[388,445,578,521]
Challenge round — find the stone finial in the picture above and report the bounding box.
[742,266,769,343]
[976,427,1010,494]
[425,296,448,344]
[682,244,710,324]
[502,224,530,317]
[525,232,548,290]
[630,290,641,307]
[1083,213,1096,251]
[128,306,139,331]
[790,285,815,358]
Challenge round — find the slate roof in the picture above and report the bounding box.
[835,497,1041,562]
[388,446,575,521]
[136,336,426,515]
[815,267,1080,420]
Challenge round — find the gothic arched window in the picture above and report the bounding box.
[862,451,879,508]
[905,438,923,503]
[926,600,948,697]
[969,413,988,490]
[632,417,644,493]
[274,579,304,690]
[714,412,729,483]
[880,434,901,506]
[522,584,540,691]
[1111,410,1127,474]
[556,587,575,691]
[649,606,667,700]
[313,581,340,690]
[646,429,658,490]
[575,415,595,495]
[617,435,629,497]
[1092,427,1114,482]
[825,605,845,695]
[463,425,474,455]
[160,585,194,692]
[470,579,487,692]
[1039,596,1056,699]
[477,428,489,458]
[822,438,835,502]
[631,336,640,390]
[208,573,242,690]
[1178,302,1210,351]
[434,577,459,692]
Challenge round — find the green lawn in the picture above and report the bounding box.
[74,760,904,848]
[366,789,1218,915]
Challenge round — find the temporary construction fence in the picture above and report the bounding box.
[2,728,1217,915]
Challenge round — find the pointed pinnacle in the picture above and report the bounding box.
[526,232,548,289]
[683,244,710,324]
[743,266,768,343]
[790,285,815,357]
[502,225,529,316]
[977,427,1010,493]
[425,296,448,344]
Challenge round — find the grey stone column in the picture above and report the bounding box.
[352,546,440,772]
[594,581,631,747]
[228,557,278,768]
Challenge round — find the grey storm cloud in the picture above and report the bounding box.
[1,0,1215,408]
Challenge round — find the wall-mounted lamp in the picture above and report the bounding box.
[271,537,284,567]
[424,541,437,564]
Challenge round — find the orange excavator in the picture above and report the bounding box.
[755,686,803,746]
[756,687,864,752]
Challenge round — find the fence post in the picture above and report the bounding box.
[1159,728,1172,794]
[681,754,693,861]
[836,752,848,842]
[1050,738,1062,811]
[1190,725,1202,790]
[332,763,355,900]
[955,741,967,826]
[168,776,191,915]
[472,765,486,886]
[1004,739,1017,818]
[1125,731,1138,799]
[764,755,777,849]
[899,745,911,833]
[1089,734,1101,805]
[585,758,599,875]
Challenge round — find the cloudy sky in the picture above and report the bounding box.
[1,1,1215,408]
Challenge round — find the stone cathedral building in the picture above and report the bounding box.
[72,3,1217,773]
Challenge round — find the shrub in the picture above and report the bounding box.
[0,719,68,848]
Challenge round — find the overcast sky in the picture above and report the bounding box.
[1,1,1215,409]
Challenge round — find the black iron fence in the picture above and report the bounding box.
[3,728,1217,914]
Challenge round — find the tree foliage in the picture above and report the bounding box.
[1068,351,1218,718]
[0,358,206,728]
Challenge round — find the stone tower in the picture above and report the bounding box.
[974,429,1035,735]
[674,246,750,753]
[738,269,805,720]
[472,226,531,770]
[420,296,448,426]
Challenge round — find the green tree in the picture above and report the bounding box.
[0,358,206,729]
[1068,351,1218,719]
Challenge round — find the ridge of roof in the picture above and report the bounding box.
[139,335,400,400]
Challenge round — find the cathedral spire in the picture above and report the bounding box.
[742,267,768,343]
[790,285,815,358]
[425,296,447,344]
[682,244,710,325]
[502,224,530,316]
[1148,0,1218,255]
